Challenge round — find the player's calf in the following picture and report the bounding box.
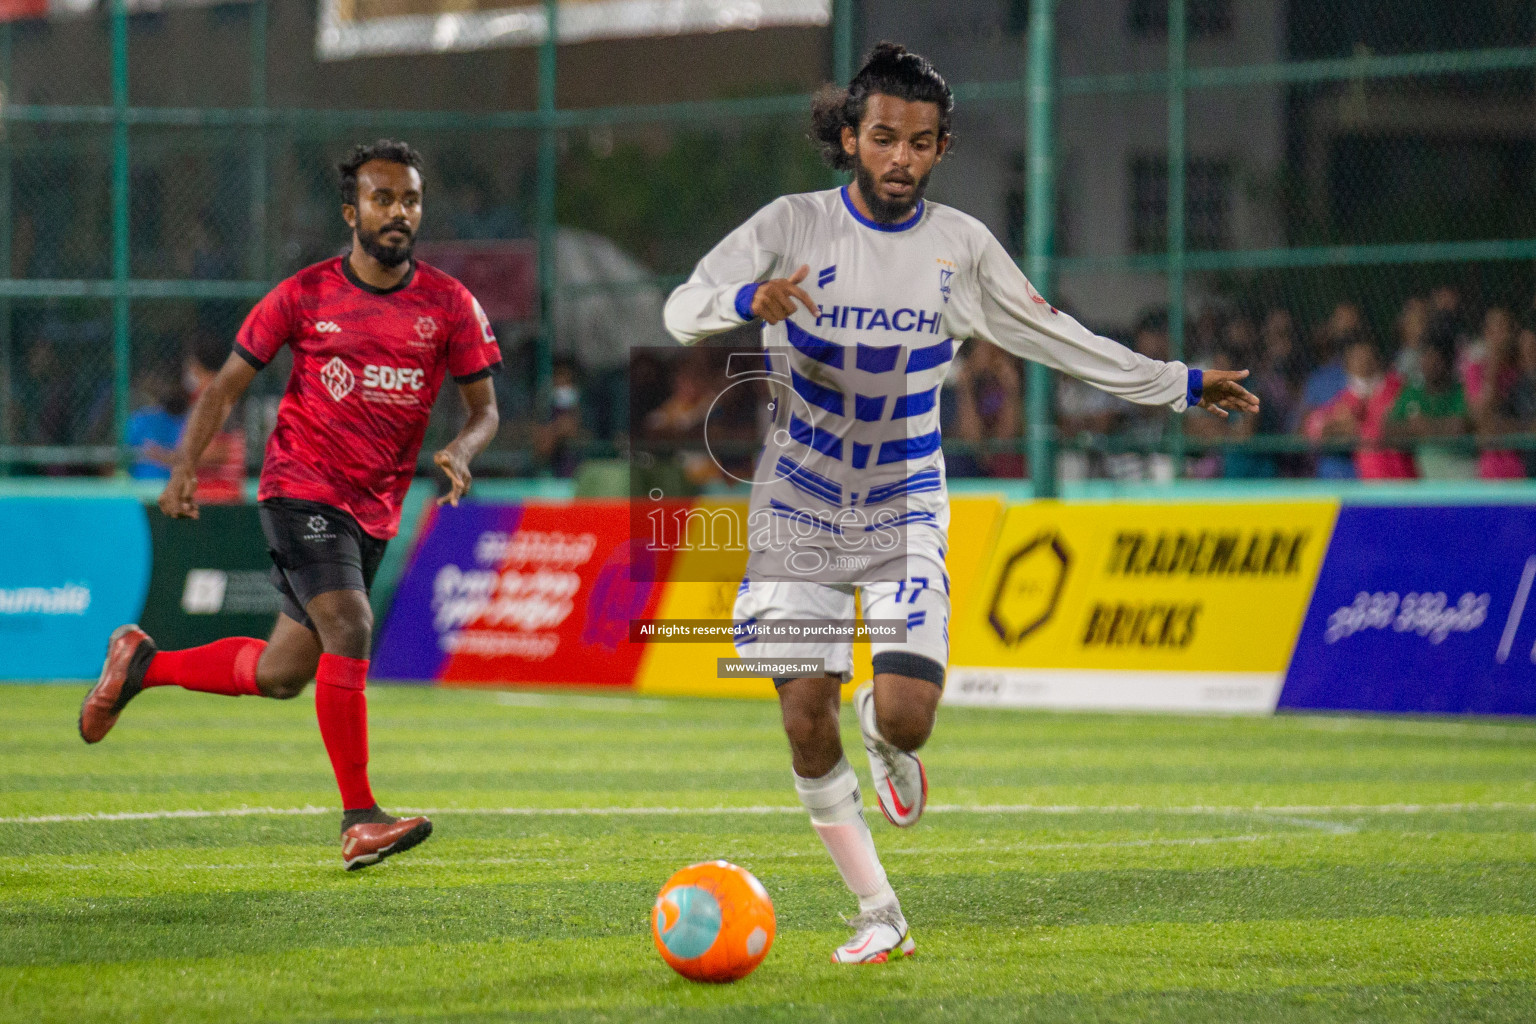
[855,680,930,829]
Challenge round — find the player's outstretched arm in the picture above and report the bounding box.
[433,376,498,507]
[159,352,257,519]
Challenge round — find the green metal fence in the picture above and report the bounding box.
[1,0,1533,495]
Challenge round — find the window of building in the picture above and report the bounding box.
[1128,0,1233,38]
[1130,155,1233,252]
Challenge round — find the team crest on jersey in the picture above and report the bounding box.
[415,315,439,341]
[471,297,496,343]
[936,258,955,303]
[319,356,356,402]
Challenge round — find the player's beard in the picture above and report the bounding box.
[853,153,931,224]
[357,220,415,268]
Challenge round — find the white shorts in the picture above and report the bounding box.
[731,552,950,686]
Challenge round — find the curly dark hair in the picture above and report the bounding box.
[337,139,424,206]
[810,42,954,171]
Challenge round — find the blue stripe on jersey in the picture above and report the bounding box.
[856,343,901,373]
[866,468,943,504]
[891,385,938,420]
[733,616,758,647]
[851,442,871,469]
[786,319,843,368]
[854,393,886,421]
[907,610,926,629]
[864,510,939,532]
[906,337,954,373]
[774,455,842,504]
[877,429,943,466]
[791,367,844,416]
[769,498,844,535]
[789,413,843,460]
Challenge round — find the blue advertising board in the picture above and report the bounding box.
[372,502,527,683]
[0,498,152,680]
[1280,505,1536,715]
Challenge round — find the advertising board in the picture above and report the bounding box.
[946,500,1339,712]
[0,498,151,680]
[1280,505,1536,716]
[373,501,669,686]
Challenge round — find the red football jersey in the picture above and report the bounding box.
[235,256,502,539]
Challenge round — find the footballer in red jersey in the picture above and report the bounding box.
[79,140,501,870]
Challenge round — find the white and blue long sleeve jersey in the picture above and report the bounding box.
[663,186,1194,578]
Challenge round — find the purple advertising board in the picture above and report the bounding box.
[1279,505,1536,716]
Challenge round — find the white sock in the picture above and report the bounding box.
[794,757,899,913]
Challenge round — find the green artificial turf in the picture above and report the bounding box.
[2,684,1534,1022]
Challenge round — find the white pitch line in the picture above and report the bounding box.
[5,834,1279,874]
[2,801,1534,826]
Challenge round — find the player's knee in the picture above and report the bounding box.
[310,603,373,658]
[877,707,934,752]
[781,703,837,755]
[259,676,309,700]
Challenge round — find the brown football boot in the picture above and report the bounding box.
[341,811,433,871]
[79,625,157,744]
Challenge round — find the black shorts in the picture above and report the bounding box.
[258,498,388,631]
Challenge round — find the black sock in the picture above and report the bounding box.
[340,804,397,834]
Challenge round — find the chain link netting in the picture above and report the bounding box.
[1,1,1533,487]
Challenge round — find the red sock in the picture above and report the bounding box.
[315,653,375,811]
[142,638,265,696]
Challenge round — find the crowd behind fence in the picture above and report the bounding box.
[1,0,1534,494]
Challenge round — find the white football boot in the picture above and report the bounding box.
[854,682,927,828]
[832,904,916,964]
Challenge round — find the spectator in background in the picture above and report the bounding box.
[1255,309,1305,474]
[953,342,1025,478]
[1302,303,1367,478]
[532,357,583,478]
[183,333,246,503]
[1384,316,1476,480]
[1507,318,1536,476]
[1393,295,1430,384]
[1302,302,1364,410]
[1303,336,1412,480]
[643,351,720,489]
[1466,306,1528,479]
[125,367,189,480]
[19,337,73,447]
[1109,311,1175,482]
[1188,305,1223,366]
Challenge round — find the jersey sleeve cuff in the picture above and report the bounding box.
[453,361,502,385]
[733,283,760,322]
[233,342,268,370]
[1186,367,1204,409]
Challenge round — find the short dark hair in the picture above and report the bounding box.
[1423,312,1459,366]
[337,139,424,206]
[810,42,954,172]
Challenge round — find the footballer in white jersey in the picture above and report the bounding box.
[663,42,1259,964]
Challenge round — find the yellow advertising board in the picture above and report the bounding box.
[636,497,1006,699]
[947,500,1339,712]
